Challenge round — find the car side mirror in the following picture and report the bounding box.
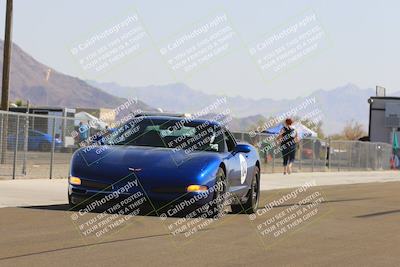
[234,144,251,153]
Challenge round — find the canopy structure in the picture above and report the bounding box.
[393,131,399,151]
[75,112,108,130]
[263,122,317,138]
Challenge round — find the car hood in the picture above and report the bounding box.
[70,145,222,188]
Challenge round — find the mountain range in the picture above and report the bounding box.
[0,40,153,113]
[2,39,398,135]
[88,81,400,135]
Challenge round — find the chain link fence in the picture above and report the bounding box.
[232,132,393,174]
[328,140,391,171]
[0,110,394,179]
[0,111,81,179]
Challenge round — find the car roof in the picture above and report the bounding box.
[30,129,43,134]
[29,129,48,135]
[137,115,223,127]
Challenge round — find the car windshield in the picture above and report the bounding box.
[105,117,225,152]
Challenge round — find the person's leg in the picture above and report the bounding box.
[287,149,296,174]
[288,160,294,174]
[282,151,289,174]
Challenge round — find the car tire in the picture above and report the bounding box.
[39,142,51,152]
[207,167,227,218]
[68,194,76,210]
[68,193,82,211]
[231,166,260,214]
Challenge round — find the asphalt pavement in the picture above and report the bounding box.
[1,171,399,208]
[0,181,399,266]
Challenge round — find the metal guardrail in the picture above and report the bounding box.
[0,110,394,179]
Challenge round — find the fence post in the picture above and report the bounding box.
[49,117,56,179]
[373,144,376,170]
[299,140,302,171]
[272,150,275,173]
[22,113,29,175]
[0,114,3,163]
[348,142,352,171]
[338,142,341,171]
[62,116,66,147]
[12,115,20,180]
[366,144,370,170]
[358,143,361,170]
[312,140,315,172]
[1,113,8,164]
[327,138,331,170]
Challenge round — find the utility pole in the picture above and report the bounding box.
[1,0,13,111]
[1,0,13,164]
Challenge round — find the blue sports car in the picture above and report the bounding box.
[8,129,63,151]
[68,115,261,216]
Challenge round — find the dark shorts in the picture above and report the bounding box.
[282,146,296,166]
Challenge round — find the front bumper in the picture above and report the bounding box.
[68,183,214,214]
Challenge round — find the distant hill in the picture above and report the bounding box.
[0,40,154,112]
[0,40,273,132]
[89,81,400,134]
[2,39,398,135]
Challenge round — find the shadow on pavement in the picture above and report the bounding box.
[20,204,166,218]
[355,209,400,218]
[0,232,175,262]
[20,204,70,211]
[266,197,377,209]
[19,203,225,219]
[20,197,376,214]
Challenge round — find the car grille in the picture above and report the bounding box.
[81,180,113,191]
[152,187,186,193]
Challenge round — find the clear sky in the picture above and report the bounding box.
[0,0,399,99]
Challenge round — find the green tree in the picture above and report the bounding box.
[300,118,324,139]
[247,118,268,133]
[13,99,25,107]
[329,120,367,140]
[342,120,367,140]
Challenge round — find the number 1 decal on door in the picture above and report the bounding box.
[239,153,247,184]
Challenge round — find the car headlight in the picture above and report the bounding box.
[69,176,81,185]
[187,185,208,192]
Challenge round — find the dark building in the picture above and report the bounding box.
[368,96,400,144]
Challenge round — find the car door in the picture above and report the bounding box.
[29,131,40,150]
[221,129,249,196]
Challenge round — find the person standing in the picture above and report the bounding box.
[78,121,89,146]
[277,118,299,175]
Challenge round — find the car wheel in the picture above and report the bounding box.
[39,142,51,152]
[207,167,227,218]
[231,166,260,214]
[68,194,76,210]
[68,193,83,211]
